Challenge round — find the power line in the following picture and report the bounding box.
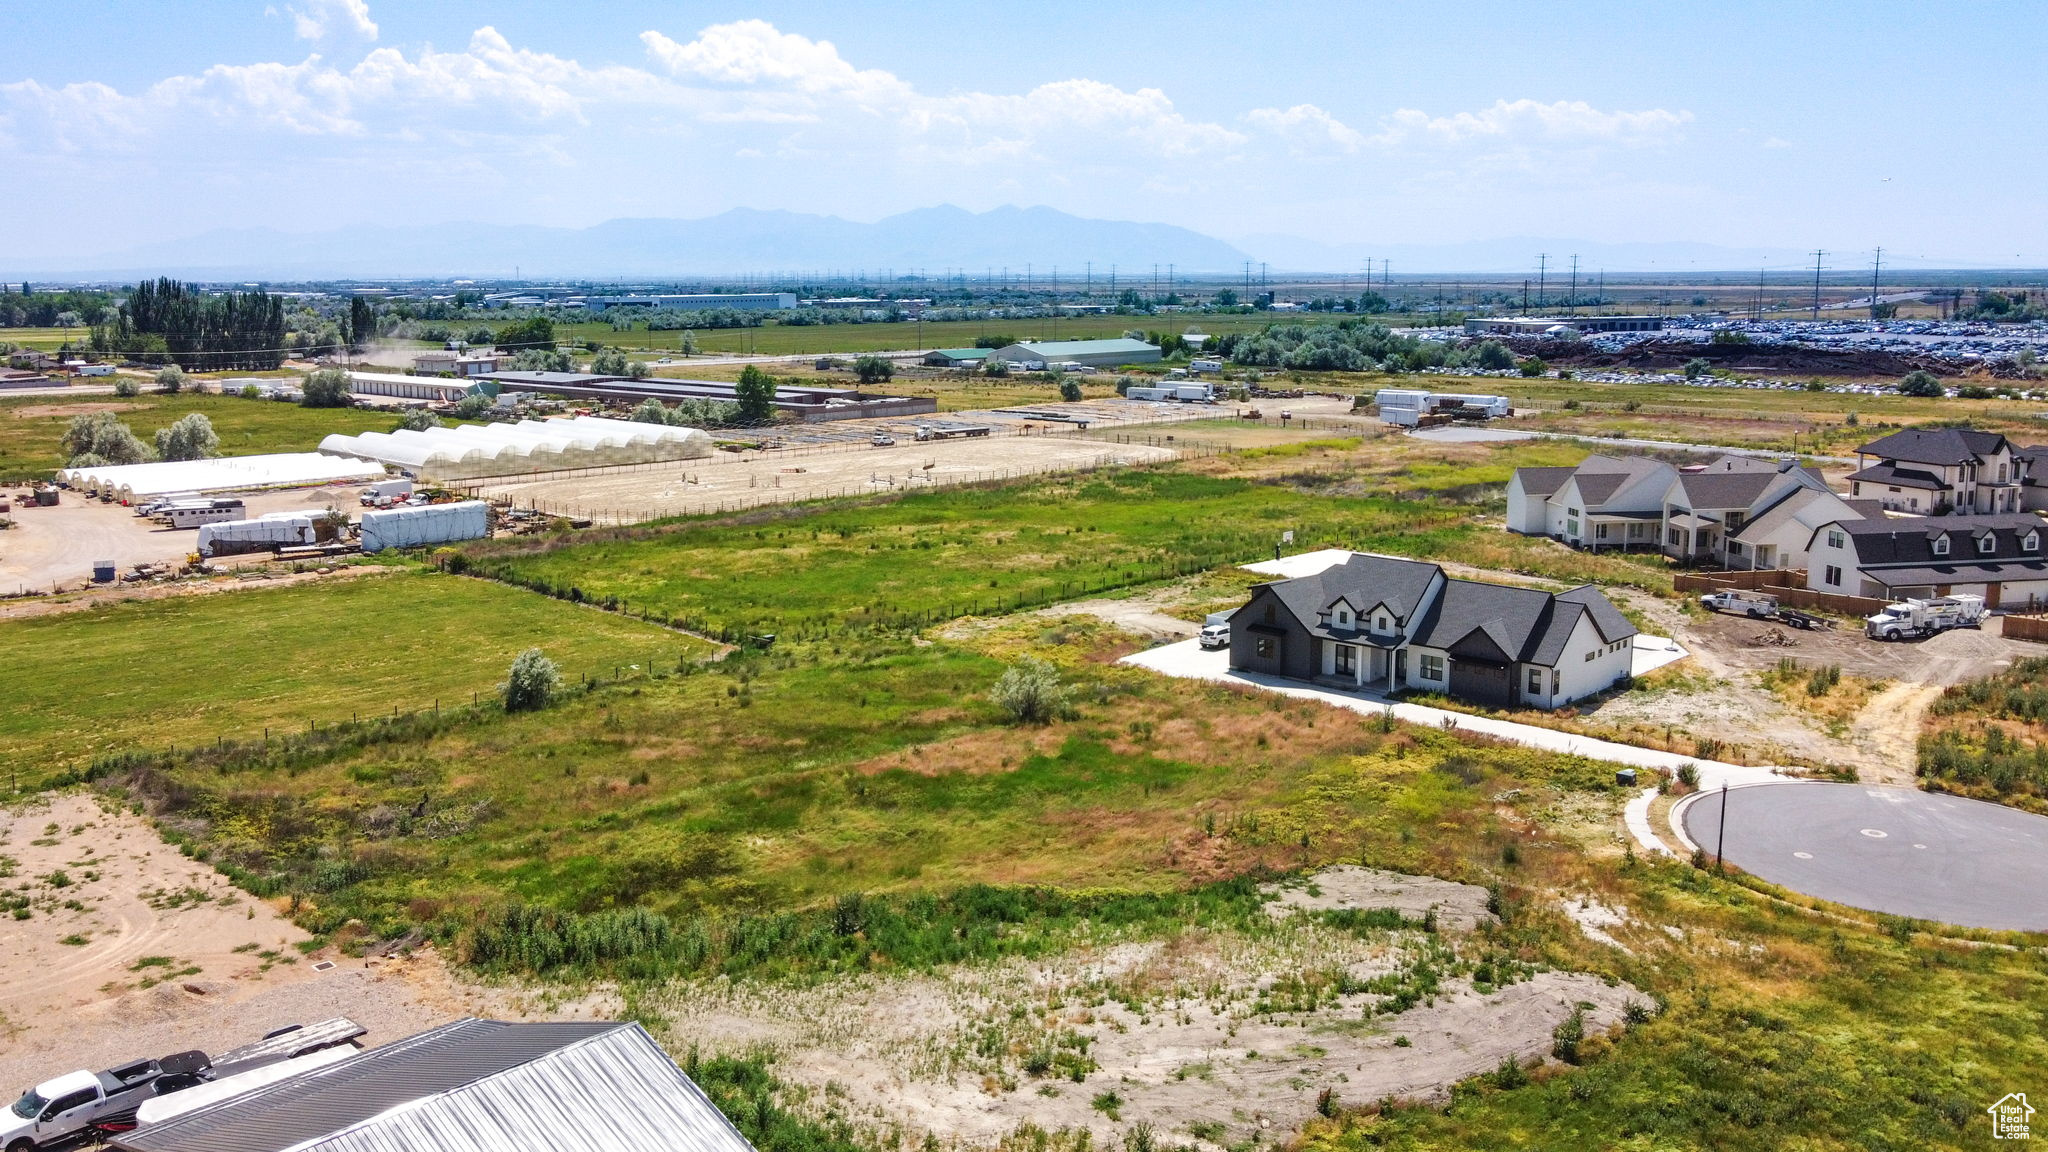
[1809,249,1827,320]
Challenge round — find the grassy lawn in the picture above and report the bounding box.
[0,392,384,481]
[0,326,80,351]
[0,571,709,781]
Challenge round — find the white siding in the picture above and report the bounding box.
[1549,614,1631,705]
[1506,478,1549,534]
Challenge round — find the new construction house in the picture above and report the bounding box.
[1227,552,1636,709]
[1508,453,1838,566]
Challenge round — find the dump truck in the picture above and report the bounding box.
[1699,589,1779,619]
[1864,594,1985,641]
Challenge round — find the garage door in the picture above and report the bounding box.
[1449,660,1512,708]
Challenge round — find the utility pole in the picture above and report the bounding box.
[1714,783,1728,871]
[1870,247,1883,321]
[1085,261,1091,293]
[1810,249,1827,320]
[1568,254,1579,315]
[1521,279,1530,315]
[1755,268,1766,321]
[1537,253,1549,312]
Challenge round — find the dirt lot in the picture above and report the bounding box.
[642,867,1640,1148]
[471,435,1182,523]
[0,792,547,1093]
[0,485,364,592]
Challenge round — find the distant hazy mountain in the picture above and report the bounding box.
[14,205,1252,281]
[1236,234,1971,275]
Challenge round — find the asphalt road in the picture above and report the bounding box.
[1681,782,2048,931]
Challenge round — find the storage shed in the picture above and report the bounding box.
[111,1019,759,1152]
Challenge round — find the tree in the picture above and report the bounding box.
[452,393,495,419]
[980,357,1010,378]
[301,367,352,407]
[734,364,776,424]
[62,412,153,466]
[1898,370,1944,397]
[1214,289,1238,307]
[852,355,894,386]
[991,657,1069,724]
[112,378,140,398]
[1682,357,1711,381]
[678,329,699,356]
[154,365,189,393]
[501,648,561,713]
[1518,356,1548,377]
[1059,377,1083,402]
[508,348,573,372]
[974,334,1017,349]
[496,316,556,351]
[396,407,441,432]
[153,412,219,461]
[629,398,674,425]
[626,360,649,380]
[1473,340,1515,371]
[590,348,628,376]
[347,295,375,350]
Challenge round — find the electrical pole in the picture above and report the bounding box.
[1715,783,1728,871]
[1568,254,1579,315]
[1537,254,1549,312]
[1521,279,1530,315]
[1810,250,1826,320]
[1870,247,1883,322]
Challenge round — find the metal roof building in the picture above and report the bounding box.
[113,1019,758,1152]
[990,338,1161,369]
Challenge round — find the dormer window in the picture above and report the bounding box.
[1335,608,1350,626]
[1932,535,1950,556]
[1980,535,1996,554]
[1376,614,1390,632]
[2025,532,2039,552]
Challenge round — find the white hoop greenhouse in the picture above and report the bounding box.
[317,416,711,480]
[56,453,390,502]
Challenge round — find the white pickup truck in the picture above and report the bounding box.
[4,1053,206,1151]
[1699,589,1778,618]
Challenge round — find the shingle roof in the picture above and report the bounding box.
[1672,468,1786,509]
[1855,427,2009,466]
[1848,462,1948,490]
[1412,580,1633,666]
[1732,486,1862,544]
[1513,466,1577,497]
[114,1020,755,1152]
[1252,553,1443,641]
[1834,513,2047,569]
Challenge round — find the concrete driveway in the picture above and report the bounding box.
[1121,640,1783,856]
[1679,782,2048,931]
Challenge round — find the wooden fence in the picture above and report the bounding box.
[2002,615,2048,643]
[1675,570,1887,617]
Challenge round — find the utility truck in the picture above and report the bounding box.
[1864,595,1985,641]
[1699,589,1778,618]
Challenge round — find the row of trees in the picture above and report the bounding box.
[61,411,218,468]
[90,278,290,370]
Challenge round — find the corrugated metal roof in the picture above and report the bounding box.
[115,1020,757,1152]
[1006,338,1159,357]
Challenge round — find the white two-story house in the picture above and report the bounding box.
[1849,428,2023,515]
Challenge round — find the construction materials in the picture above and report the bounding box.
[196,512,324,557]
[1865,595,1986,640]
[359,500,490,552]
[913,422,992,441]
[1374,389,1511,427]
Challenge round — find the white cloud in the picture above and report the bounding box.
[1762,136,1792,149]
[287,0,378,42]
[1244,104,1365,152]
[1372,99,1690,147]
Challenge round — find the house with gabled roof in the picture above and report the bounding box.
[1849,427,2024,514]
[1804,512,2048,608]
[1723,486,1880,571]
[1660,455,1831,563]
[1227,552,1636,709]
[1506,454,1675,551]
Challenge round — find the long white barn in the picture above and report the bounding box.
[319,416,712,480]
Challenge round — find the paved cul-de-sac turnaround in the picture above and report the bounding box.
[1681,782,2048,931]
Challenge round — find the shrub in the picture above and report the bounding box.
[1683,358,1710,380]
[1518,356,1547,377]
[1897,370,1943,397]
[991,657,1069,725]
[397,407,440,432]
[1059,377,1083,402]
[113,377,140,397]
[153,412,219,461]
[1677,763,1701,788]
[301,367,352,408]
[852,355,894,386]
[1552,1006,1586,1063]
[154,365,188,393]
[501,648,561,713]
[239,383,261,399]
[1473,340,1515,371]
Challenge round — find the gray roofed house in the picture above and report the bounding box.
[1228,552,1636,709]
[1505,454,1676,549]
[112,1019,757,1152]
[1805,512,2048,607]
[1849,427,2025,515]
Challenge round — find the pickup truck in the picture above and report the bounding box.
[1699,589,1778,618]
[5,1053,206,1150]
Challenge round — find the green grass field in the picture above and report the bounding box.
[0,571,708,779]
[556,312,1341,357]
[0,326,83,351]
[0,392,385,480]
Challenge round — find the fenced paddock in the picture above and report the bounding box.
[459,432,1198,524]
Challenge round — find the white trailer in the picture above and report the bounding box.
[158,499,246,529]
[359,500,490,552]
[1865,595,1985,640]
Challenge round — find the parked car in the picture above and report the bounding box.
[1198,623,1230,650]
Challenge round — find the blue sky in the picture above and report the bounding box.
[2,0,2043,266]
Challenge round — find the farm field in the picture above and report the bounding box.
[0,392,379,480]
[553,311,1345,357]
[0,569,708,783]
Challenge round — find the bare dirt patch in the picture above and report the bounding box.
[1261,865,1494,932]
[8,402,147,420]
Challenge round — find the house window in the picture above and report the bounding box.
[1526,667,1543,695]
[1376,614,1390,631]
[1596,524,1609,540]
[2025,532,2039,552]
[1551,670,1561,693]
[1335,646,1357,676]
[1727,540,1744,557]
[1584,649,1596,662]
[1827,529,1844,549]
[1667,528,1683,547]
[1980,535,1996,554]
[1419,654,1444,681]
[1824,565,1842,586]
[1933,536,1950,556]
[1335,608,1350,626]
[1255,636,1276,659]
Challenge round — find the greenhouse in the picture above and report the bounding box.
[57,453,390,502]
[318,416,711,480]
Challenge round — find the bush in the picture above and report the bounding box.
[301,367,352,408]
[591,348,628,376]
[154,365,188,394]
[852,355,894,386]
[396,408,440,432]
[1059,377,1083,402]
[1683,358,1710,380]
[990,657,1069,724]
[501,648,561,713]
[1898,370,1943,397]
[113,377,140,397]
[1552,1007,1586,1063]
[153,413,219,461]
[1473,340,1515,371]
[1518,357,1547,377]
[239,383,261,399]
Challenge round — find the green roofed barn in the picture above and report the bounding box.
[922,348,992,368]
[991,338,1161,370]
